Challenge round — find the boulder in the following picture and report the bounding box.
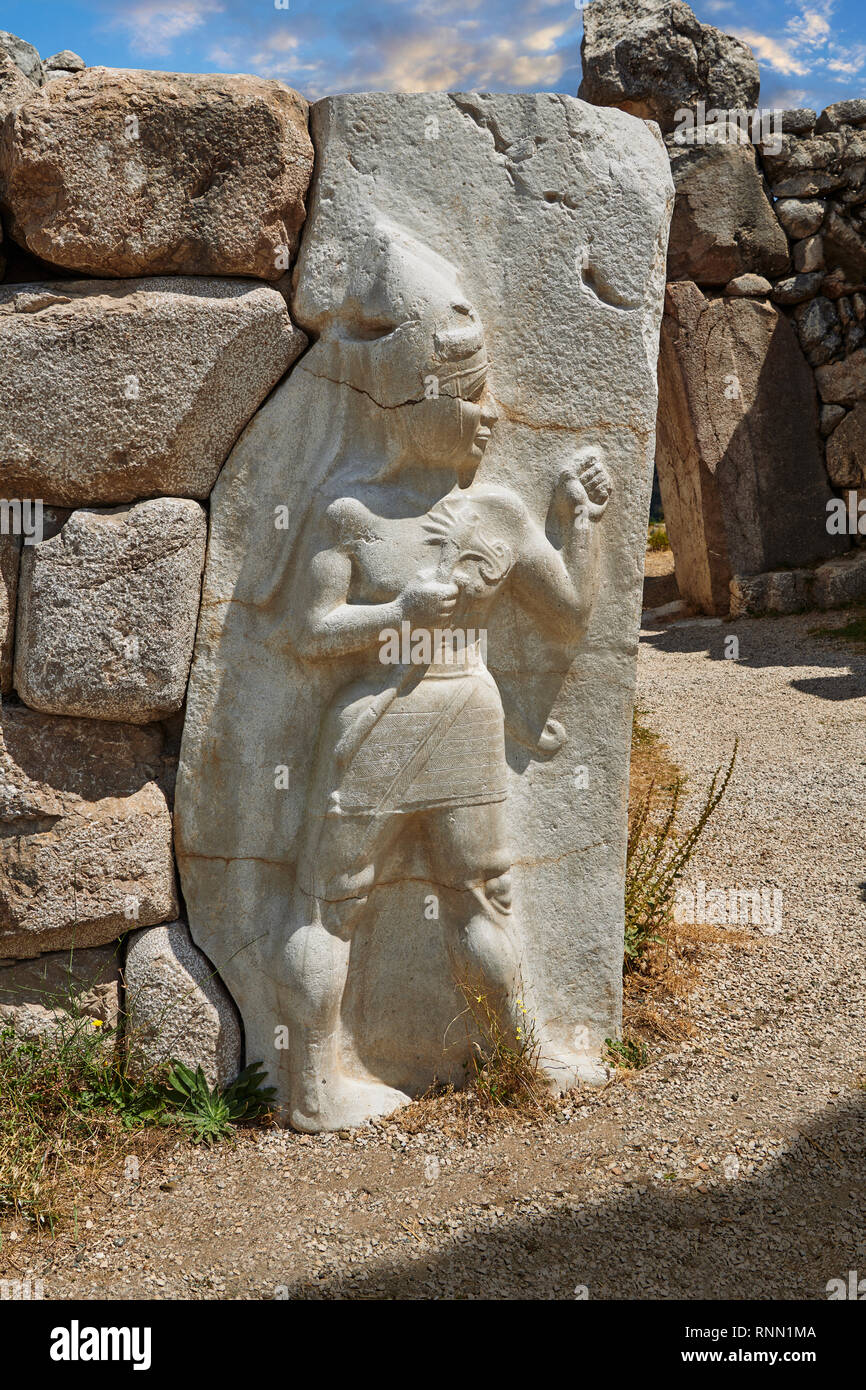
[822,209,866,283]
[793,295,841,365]
[820,403,847,435]
[655,281,847,614]
[825,400,866,486]
[0,533,19,691]
[0,31,41,85]
[125,921,241,1090]
[793,235,824,273]
[42,51,84,82]
[0,277,306,506]
[724,273,772,297]
[0,68,313,279]
[0,944,120,1038]
[772,272,824,304]
[0,705,177,958]
[666,136,789,284]
[729,569,814,618]
[813,550,866,607]
[816,99,866,134]
[777,109,816,136]
[0,50,35,127]
[761,130,866,198]
[14,499,206,723]
[774,198,826,239]
[815,349,866,404]
[578,0,759,133]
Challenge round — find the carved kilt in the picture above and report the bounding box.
[325,646,507,817]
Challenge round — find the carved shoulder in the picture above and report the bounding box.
[321,496,377,549]
[468,484,532,541]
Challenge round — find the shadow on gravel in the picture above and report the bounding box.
[289,1096,866,1300]
[640,619,866,701]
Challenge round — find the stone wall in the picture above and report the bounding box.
[0,31,673,1122]
[582,0,866,616]
[0,33,313,1086]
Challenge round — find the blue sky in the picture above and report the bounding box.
[2,0,864,112]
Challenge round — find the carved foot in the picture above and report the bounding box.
[290,1077,411,1134]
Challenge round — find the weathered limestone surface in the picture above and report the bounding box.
[666,136,789,285]
[176,92,673,1130]
[0,944,120,1037]
[775,199,826,239]
[655,281,847,614]
[0,278,306,506]
[0,50,33,141]
[43,51,84,82]
[815,350,866,405]
[0,534,20,692]
[825,401,866,486]
[14,500,206,722]
[579,0,759,132]
[0,31,41,85]
[125,921,241,1089]
[0,706,177,957]
[0,68,313,279]
[730,551,866,615]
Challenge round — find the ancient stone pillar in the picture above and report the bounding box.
[176,93,673,1130]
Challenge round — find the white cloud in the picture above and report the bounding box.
[733,29,810,77]
[112,1,225,57]
[786,3,834,48]
[524,22,569,53]
[827,44,866,75]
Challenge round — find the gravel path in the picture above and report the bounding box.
[3,610,864,1300]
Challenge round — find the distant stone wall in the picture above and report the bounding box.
[581,0,866,616]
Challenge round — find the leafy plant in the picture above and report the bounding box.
[605,1036,649,1070]
[165,1061,275,1144]
[647,523,670,552]
[625,742,737,967]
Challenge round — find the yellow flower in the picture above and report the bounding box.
[90,1019,103,1029]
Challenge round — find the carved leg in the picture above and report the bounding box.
[283,813,410,1132]
[427,803,524,1041]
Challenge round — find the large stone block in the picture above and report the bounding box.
[655,281,847,614]
[760,130,866,198]
[0,705,177,957]
[0,277,306,506]
[0,943,120,1038]
[666,136,790,284]
[14,499,206,723]
[825,401,866,486]
[176,92,673,1130]
[0,68,313,279]
[125,921,241,1090]
[0,31,41,86]
[0,534,20,693]
[578,0,759,133]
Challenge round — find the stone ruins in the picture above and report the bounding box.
[583,0,866,616]
[0,30,673,1127]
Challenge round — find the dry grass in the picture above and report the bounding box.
[624,713,750,1049]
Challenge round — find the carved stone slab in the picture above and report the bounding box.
[176,93,673,1130]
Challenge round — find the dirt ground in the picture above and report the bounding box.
[1,588,864,1300]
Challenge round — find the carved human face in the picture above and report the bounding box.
[405,387,498,473]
